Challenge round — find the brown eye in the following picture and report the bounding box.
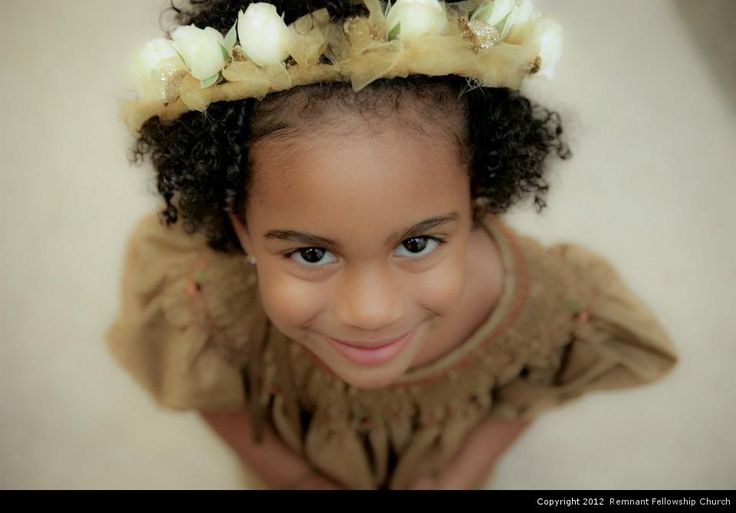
[285,247,337,267]
[394,236,444,258]
[300,248,326,263]
[402,237,428,253]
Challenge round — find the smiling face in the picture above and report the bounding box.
[230,100,476,389]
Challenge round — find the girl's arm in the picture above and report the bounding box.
[411,417,532,490]
[199,410,341,489]
[202,409,528,490]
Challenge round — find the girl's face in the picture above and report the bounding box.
[231,115,474,389]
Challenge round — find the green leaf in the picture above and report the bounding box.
[200,73,220,89]
[388,22,400,41]
[496,11,513,37]
[224,21,237,53]
[384,0,393,18]
[471,3,494,22]
[219,43,230,62]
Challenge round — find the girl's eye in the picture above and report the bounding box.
[284,236,445,268]
[399,235,445,260]
[284,248,335,269]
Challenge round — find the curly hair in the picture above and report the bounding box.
[132,0,571,254]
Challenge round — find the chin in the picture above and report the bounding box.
[337,369,402,390]
[331,351,417,390]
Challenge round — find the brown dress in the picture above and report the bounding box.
[105,212,679,490]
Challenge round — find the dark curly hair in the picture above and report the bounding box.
[132,0,571,254]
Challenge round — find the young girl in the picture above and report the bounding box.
[107,0,678,490]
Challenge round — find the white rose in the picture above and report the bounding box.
[237,3,293,67]
[473,0,537,39]
[531,18,562,78]
[385,0,448,41]
[171,25,227,81]
[131,38,185,101]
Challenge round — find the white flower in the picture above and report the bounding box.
[472,0,537,39]
[131,38,185,101]
[238,3,293,67]
[531,18,562,78]
[385,0,448,41]
[171,25,227,81]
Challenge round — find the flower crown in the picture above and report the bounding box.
[124,0,562,134]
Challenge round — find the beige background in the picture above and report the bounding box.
[1,0,734,489]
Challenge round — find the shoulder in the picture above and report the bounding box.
[491,220,626,305]
[121,211,253,296]
[491,219,677,368]
[124,211,209,265]
[486,225,678,419]
[106,211,265,411]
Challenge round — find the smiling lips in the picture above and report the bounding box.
[327,329,415,365]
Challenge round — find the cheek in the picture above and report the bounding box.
[409,250,466,315]
[255,265,325,329]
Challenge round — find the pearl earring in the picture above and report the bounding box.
[246,255,257,265]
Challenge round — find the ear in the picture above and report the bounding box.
[229,212,253,255]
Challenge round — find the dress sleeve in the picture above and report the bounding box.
[105,213,260,412]
[489,243,679,420]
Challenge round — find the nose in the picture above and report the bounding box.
[333,263,404,333]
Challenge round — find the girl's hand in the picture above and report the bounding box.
[288,470,343,490]
[409,476,440,490]
[409,418,532,490]
[201,410,343,490]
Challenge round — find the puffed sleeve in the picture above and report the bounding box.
[489,242,679,419]
[105,212,260,412]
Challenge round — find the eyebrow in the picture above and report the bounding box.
[263,212,460,250]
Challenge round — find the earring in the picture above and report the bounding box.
[246,255,257,265]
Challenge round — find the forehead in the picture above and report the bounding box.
[247,120,470,238]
